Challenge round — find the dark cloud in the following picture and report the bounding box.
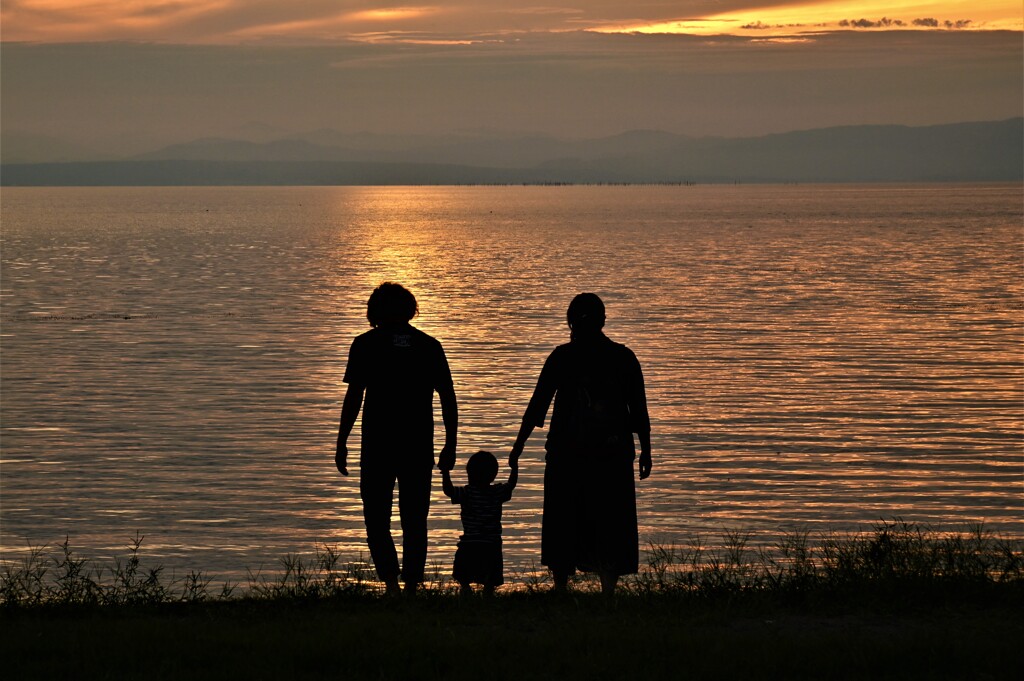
[838,17,975,30]
[839,18,906,28]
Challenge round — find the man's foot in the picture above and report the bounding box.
[403,581,419,597]
[384,576,401,597]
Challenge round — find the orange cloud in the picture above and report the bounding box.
[594,0,1023,37]
[346,7,437,22]
[1,0,1020,43]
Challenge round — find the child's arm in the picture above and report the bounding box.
[506,457,519,492]
[498,458,519,503]
[440,468,457,500]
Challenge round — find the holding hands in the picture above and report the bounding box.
[508,439,524,469]
[438,442,457,471]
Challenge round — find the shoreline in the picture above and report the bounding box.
[3,521,1020,607]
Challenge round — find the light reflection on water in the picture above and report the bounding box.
[1,185,1022,581]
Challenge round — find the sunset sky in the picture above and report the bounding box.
[2,1,1021,154]
[3,1,1021,42]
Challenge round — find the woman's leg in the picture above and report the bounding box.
[599,571,618,596]
[543,456,577,592]
[552,569,571,592]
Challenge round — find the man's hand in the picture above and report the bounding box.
[638,451,652,480]
[335,443,349,476]
[438,442,456,471]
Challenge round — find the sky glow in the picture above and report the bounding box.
[1,2,1020,150]
[1,1,1020,43]
[597,0,1023,37]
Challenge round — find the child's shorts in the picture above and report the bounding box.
[452,539,504,586]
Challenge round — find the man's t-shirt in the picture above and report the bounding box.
[343,323,452,457]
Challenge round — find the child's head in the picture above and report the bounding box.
[466,450,498,486]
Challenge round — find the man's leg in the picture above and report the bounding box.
[396,458,433,588]
[360,458,400,592]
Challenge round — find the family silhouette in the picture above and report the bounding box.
[335,283,651,596]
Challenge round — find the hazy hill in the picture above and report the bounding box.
[3,119,1020,185]
[129,129,689,168]
[561,119,1023,183]
[0,131,111,163]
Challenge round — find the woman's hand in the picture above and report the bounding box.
[335,443,349,476]
[638,451,652,479]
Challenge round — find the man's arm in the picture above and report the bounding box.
[437,384,458,471]
[335,384,365,476]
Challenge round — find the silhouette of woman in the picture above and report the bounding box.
[510,293,652,594]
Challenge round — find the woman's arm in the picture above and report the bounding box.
[511,350,559,466]
[626,349,653,479]
[637,430,652,479]
[509,420,534,464]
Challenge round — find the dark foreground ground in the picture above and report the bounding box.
[3,591,1021,681]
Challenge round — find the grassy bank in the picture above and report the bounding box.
[2,520,1022,680]
[3,592,1022,681]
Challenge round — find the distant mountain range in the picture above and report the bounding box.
[2,119,1020,185]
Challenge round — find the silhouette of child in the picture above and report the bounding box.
[441,450,518,596]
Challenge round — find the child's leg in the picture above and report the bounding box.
[482,582,496,597]
[458,580,473,597]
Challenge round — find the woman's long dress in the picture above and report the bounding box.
[523,332,650,576]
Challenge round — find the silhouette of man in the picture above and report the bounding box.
[335,282,458,596]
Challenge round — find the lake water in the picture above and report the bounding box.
[2,185,1022,582]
